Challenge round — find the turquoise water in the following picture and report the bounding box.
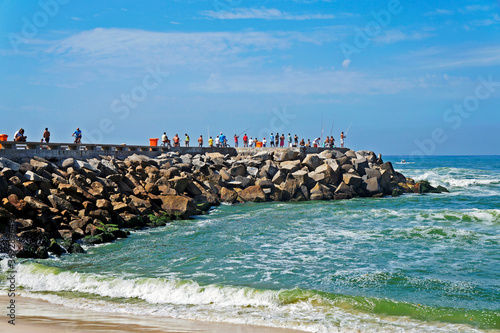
[2,156,500,332]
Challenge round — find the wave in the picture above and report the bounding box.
[3,262,498,332]
[396,167,500,192]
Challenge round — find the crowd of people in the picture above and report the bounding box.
[160,131,348,148]
[11,127,82,144]
[7,128,348,148]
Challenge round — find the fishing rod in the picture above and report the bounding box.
[237,127,251,137]
[320,113,324,140]
[329,114,336,136]
[346,121,353,136]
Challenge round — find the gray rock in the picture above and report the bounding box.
[235,176,251,188]
[291,170,310,185]
[0,157,20,172]
[343,173,363,188]
[354,157,369,176]
[75,160,98,171]
[61,158,75,169]
[273,149,299,162]
[24,170,50,183]
[363,177,382,195]
[229,164,246,177]
[364,168,381,180]
[219,169,232,181]
[302,154,321,171]
[345,150,357,158]
[48,194,75,211]
[252,151,270,161]
[246,166,259,177]
[280,160,301,173]
[272,170,286,185]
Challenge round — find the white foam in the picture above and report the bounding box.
[10,263,488,333]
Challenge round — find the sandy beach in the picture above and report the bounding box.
[0,295,303,333]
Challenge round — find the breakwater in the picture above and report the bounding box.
[0,148,447,258]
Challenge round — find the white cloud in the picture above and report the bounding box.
[469,14,500,27]
[463,5,491,12]
[342,59,351,68]
[423,46,500,69]
[201,7,335,20]
[375,30,433,44]
[191,69,413,95]
[424,9,454,16]
[43,27,342,70]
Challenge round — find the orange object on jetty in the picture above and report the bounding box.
[255,141,263,148]
[149,138,159,146]
[0,134,8,149]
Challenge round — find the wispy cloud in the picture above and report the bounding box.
[191,69,413,95]
[468,14,500,27]
[423,46,500,69]
[201,7,335,20]
[42,27,342,70]
[374,30,433,44]
[424,9,454,16]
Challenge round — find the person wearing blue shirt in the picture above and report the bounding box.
[270,133,275,147]
[72,127,82,144]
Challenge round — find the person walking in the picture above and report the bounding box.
[234,134,239,147]
[243,134,248,147]
[43,128,50,143]
[72,127,82,144]
[340,131,346,148]
[270,133,275,147]
[198,135,203,147]
[185,133,190,147]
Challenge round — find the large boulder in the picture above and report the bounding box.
[48,194,75,211]
[315,163,340,185]
[282,178,300,201]
[362,177,382,196]
[159,195,197,219]
[354,158,369,176]
[220,187,238,203]
[272,170,286,185]
[301,154,321,171]
[169,176,189,193]
[273,149,299,162]
[0,157,21,172]
[280,160,301,173]
[238,185,266,203]
[228,164,246,177]
[343,174,363,188]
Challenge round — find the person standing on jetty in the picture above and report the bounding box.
[161,132,168,147]
[72,127,82,144]
[198,135,203,147]
[280,134,285,147]
[243,134,248,147]
[287,133,292,147]
[173,134,180,147]
[294,134,299,147]
[275,133,280,147]
[234,134,239,147]
[208,136,213,147]
[14,128,27,142]
[270,133,275,147]
[262,137,267,147]
[219,132,226,147]
[43,128,50,143]
[184,133,190,147]
[329,136,335,147]
[340,131,346,148]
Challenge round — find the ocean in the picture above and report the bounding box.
[2,156,499,332]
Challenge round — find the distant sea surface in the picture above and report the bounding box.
[2,156,499,332]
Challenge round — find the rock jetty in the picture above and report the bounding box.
[0,149,447,259]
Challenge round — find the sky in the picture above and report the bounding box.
[0,0,499,156]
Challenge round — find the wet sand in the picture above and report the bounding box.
[0,295,303,333]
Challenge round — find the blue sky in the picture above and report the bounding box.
[1,0,499,155]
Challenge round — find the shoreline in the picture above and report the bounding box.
[0,295,304,333]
